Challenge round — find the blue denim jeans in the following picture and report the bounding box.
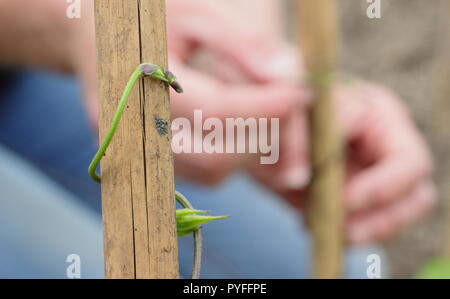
[0,70,388,278]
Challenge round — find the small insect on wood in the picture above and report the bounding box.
[94,0,227,279]
[94,0,179,279]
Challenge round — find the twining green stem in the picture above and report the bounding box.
[88,63,216,279]
[88,67,143,183]
[176,191,202,279]
[89,63,183,182]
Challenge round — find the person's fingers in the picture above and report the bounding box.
[84,90,98,128]
[170,59,308,120]
[169,58,228,119]
[169,59,308,185]
[176,22,277,83]
[67,0,98,128]
[77,44,98,128]
[334,81,412,141]
[274,111,310,190]
[167,0,288,83]
[346,180,436,245]
[190,44,303,85]
[220,83,307,119]
[383,180,436,239]
[339,83,433,211]
[247,110,310,195]
[346,152,431,212]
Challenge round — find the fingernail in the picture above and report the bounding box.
[248,47,300,82]
[281,167,311,190]
[264,50,300,82]
[266,48,300,83]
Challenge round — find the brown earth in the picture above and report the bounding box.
[338,0,450,278]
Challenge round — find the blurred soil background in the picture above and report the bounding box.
[286,0,450,278]
[339,0,450,278]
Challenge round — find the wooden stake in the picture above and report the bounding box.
[296,0,344,278]
[94,0,179,278]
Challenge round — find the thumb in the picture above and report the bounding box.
[173,1,291,83]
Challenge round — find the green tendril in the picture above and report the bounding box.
[88,67,142,183]
[88,63,227,279]
[88,63,182,182]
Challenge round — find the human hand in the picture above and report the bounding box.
[69,0,98,126]
[169,0,436,244]
[82,0,435,244]
[337,82,435,244]
[166,0,307,183]
[251,80,436,245]
[169,56,306,184]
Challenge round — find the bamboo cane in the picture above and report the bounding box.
[94,0,179,278]
[296,0,344,278]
